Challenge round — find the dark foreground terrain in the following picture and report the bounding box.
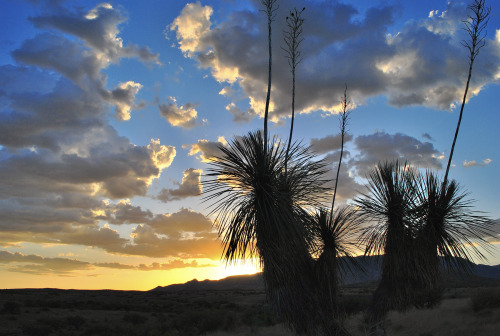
[1,259,499,336]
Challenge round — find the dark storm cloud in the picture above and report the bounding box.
[170,1,500,122]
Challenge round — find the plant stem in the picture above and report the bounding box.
[443,0,490,184]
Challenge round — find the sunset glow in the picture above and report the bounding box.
[0,0,498,290]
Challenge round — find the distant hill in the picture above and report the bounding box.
[152,273,264,292]
[152,256,500,292]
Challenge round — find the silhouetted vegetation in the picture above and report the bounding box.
[471,287,500,312]
[283,7,305,176]
[1,284,499,335]
[444,0,491,184]
[203,0,495,335]
[355,162,494,335]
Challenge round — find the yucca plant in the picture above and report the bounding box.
[307,86,358,336]
[311,206,362,336]
[355,161,420,334]
[204,130,329,334]
[412,171,494,307]
[355,162,494,336]
[415,0,493,309]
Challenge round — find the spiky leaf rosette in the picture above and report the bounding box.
[203,130,328,333]
[312,207,363,335]
[354,161,420,323]
[414,172,494,283]
[313,207,363,284]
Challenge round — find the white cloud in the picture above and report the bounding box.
[110,81,143,121]
[463,158,492,168]
[168,2,213,57]
[169,0,500,122]
[0,2,193,264]
[183,137,227,162]
[159,100,198,128]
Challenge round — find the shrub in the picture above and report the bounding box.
[471,287,500,312]
[83,322,115,336]
[23,324,53,336]
[2,301,21,314]
[123,312,148,325]
[65,315,87,329]
[36,316,63,331]
[339,295,371,316]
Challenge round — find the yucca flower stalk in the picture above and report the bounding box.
[308,86,357,335]
[283,7,305,176]
[329,85,351,219]
[261,0,279,150]
[444,0,490,184]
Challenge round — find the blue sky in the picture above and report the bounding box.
[0,0,499,290]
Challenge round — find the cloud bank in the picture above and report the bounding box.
[0,2,220,269]
[169,1,500,122]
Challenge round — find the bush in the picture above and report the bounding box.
[339,295,371,316]
[23,324,53,336]
[65,315,87,329]
[123,312,148,325]
[2,301,21,314]
[471,287,500,312]
[83,322,114,336]
[36,316,63,331]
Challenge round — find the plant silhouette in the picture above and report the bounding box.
[444,0,490,183]
[283,7,305,176]
[204,1,494,335]
[204,131,328,333]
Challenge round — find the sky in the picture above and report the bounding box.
[0,0,499,290]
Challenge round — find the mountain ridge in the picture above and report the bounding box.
[151,256,500,292]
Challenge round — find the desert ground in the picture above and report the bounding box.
[0,280,499,336]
